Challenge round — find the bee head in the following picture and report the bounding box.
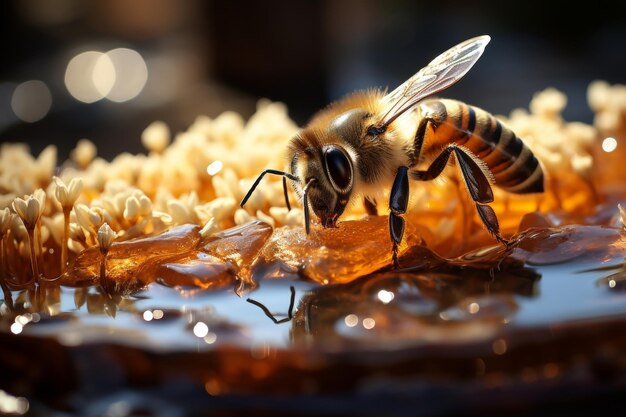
[289,139,354,229]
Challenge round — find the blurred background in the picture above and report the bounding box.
[1,0,625,161]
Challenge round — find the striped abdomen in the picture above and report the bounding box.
[418,99,544,194]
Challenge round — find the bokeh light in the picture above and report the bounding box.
[104,48,148,102]
[65,51,113,103]
[492,339,508,355]
[362,318,376,330]
[377,289,394,304]
[204,332,217,344]
[344,314,358,327]
[602,137,617,153]
[10,323,23,334]
[65,48,148,103]
[92,53,116,97]
[468,302,480,314]
[193,321,209,338]
[207,160,223,176]
[0,390,29,415]
[10,80,52,123]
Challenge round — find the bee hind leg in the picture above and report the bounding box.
[389,167,409,268]
[475,203,509,246]
[410,144,509,246]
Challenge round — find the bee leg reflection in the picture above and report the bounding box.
[411,144,509,245]
[246,286,296,324]
[389,166,409,268]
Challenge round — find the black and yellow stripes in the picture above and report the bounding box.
[419,99,544,194]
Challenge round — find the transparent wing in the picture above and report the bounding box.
[379,35,491,127]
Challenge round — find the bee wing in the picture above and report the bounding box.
[379,35,491,127]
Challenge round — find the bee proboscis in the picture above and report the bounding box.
[241,35,544,266]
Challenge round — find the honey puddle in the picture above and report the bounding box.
[1,213,625,415]
[1,84,626,414]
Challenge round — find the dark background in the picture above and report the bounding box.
[1,0,625,161]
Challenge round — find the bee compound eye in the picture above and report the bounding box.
[323,146,353,192]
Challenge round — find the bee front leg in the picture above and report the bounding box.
[389,166,409,268]
[411,144,509,246]
[363,197,378,215]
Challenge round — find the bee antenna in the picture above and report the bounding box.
[302,178,316,235]
[241,169,299,208]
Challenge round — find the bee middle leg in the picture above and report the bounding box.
[410,144,509,245]
[410,103,446,167]
[389,166,409,268]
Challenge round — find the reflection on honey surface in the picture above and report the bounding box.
[0,84,625,415]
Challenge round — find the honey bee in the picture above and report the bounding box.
[241,35,544,266]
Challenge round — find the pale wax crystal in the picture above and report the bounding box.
[514,225,625,265]
[158,255,233,290]
[200,220,274,293]
[65,224,202,290]
[64,221,274,294]
[260,216,421,284]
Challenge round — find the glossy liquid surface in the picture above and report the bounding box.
[1,216,625,416]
